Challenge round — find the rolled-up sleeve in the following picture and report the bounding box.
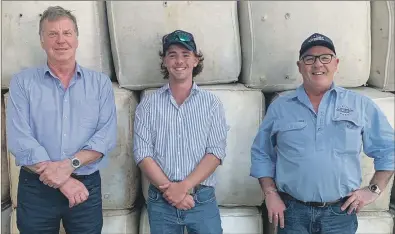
[133,98,154,165]
[250,104,277,179]
[6,75,51,166]
[82,77,117,157]
[206,100,229,163]
[362,98,395,171]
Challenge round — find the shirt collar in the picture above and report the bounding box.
[158,81,201,95]
[287,82,342,101]
[44,62,82,79]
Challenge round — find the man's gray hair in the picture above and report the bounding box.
[39,6,79,37]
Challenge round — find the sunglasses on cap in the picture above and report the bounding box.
[162,30,197,53]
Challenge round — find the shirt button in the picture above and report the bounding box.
[63,133,67,136]
[64,116,67,119]
[318,128,322,131]
[65,99,68,102]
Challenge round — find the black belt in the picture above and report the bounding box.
[279,192,347,208]
[21,166,97,180]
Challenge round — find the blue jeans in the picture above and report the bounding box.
[275,199,358,234]
[147,184,223,234]
[17,168,103,234]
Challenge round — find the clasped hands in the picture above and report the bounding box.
[159,182,195,210]
[32,160,89,208]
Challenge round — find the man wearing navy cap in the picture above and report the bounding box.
[250,33,394,234]
[133,30,229,233]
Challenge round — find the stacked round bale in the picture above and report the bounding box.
[238,1,395,233]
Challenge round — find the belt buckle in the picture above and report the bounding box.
[317,202,327,208]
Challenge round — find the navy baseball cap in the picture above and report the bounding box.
[162,30,197,54]
[299,33,336,58]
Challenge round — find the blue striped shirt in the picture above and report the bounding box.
[250,84,394,202]
[133,83,229,187]
[6,64,117,175]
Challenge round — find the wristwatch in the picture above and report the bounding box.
[368,184,381,195]
[70,157,81,169]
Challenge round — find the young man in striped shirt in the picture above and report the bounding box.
[133,29,229,234]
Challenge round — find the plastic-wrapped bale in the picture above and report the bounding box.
[140,84,265,206]
[1,94,10,204]
[102,209,139,234]
[10,208,66,234]
[106,1,240,90]
[140,205,263,234]
[238,1,371,92]
[1,202,12,234]
[356,211,394,234]
[101,84,141,209]
[1,1,113,89]
[368,1,395,91]
[271,87,395,211]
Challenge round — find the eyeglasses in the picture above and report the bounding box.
[301,54,335,65]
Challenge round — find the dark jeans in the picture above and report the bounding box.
[275,199,358,234]
[17,168,103,234]
[147,184,223,234]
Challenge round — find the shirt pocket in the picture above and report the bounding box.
[77,99,100,129]
[275,121,308,154]
[331,115,363,154]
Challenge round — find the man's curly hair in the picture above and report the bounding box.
[159,50,204,79]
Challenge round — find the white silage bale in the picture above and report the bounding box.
[238,1,371,92]
[271,87,395,212]
[140,84,265,206]
[101,83,141,209]
[1,202,12,234]
[106,1,241,90]
[369,1,395,91]
[102,209,139,234]
[1,95,10,204]
[1,1,113,89]
[356,211,394,234]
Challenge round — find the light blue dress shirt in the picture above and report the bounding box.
[133,83,229,187]
[6,64,117,175]
[250,84,394,202]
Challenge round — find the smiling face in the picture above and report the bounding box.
[163,44,199,83]
[297,46,339,93]
[40,17,78,65]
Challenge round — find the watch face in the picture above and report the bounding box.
[72,159,80,167]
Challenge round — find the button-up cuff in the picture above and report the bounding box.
[16,146,51,166]
[250,162,275,179]
[134,148,154,164]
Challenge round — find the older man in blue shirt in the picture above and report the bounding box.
[6,6,117,234]
[250,33,394,234]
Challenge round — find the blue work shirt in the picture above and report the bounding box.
[6,64,117,175]
[250,84,394,202]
